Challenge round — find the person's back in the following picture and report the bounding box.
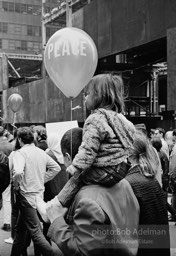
[126,166,168,225]
[126,131,170,256]
[49,178,140,256]
[43,127,139,256]
[16,143,61,208]
[11,127,60,256]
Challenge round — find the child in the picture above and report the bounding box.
[55,73,136,207]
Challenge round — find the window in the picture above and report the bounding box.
[34,27,40,36]
[21,4,27,14]
[33,5,39,15]
[9,2,14,12]
[2,2,8,11]
[2,22,8,33]
[15,25,22,34]
[27,41,33,51]
[15,3,21,13]
[0,39,2,49]
[21,40,27,51]
[15,40,21,50]
[9,40,16,50]
[33,42,40,51]
[27,5,33,14]
[27,25,33,36]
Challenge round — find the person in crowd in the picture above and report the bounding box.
[126,131,170,256]
[0,126,13,232]
[151,137,169,192]
[134,123,148,137]
[149,129,155,140]
[45,127,140,256]
[154,128,169,159]
[55,73,136,207]
[5,130,31,256]
[10,127,61,256]
[165,130,175,156]
[4,128,14,143]
[0,152,10,195]
[33,125,48,151]
[4,129,19,244]
[43,133,68,243]
[169,129,176,222]
[0,152,10,215]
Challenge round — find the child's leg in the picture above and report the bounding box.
[57,170,83,207]
[81,162,130,187]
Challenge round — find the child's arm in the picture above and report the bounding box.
[72,113,107,171]
[56,169,84,207]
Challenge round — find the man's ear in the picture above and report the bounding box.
[65,153,72,164]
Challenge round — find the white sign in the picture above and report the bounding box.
[46,120,78,143]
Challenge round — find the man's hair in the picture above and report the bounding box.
[17,127,34,144]
[173,129,176,137]
[0,126,4,137]
[156,127,165,136]
[61,128,83,160]
[33,125,47,141]
[151,137,162,152]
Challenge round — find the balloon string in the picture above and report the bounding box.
[70,98,73,160]
[13,112,16,127]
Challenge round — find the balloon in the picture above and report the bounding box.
[44,27,98,98]
[8,93,23,113]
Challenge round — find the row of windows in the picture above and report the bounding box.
[0,1,41,15]
[0,39,41,52]
[0,22,42,37]
[0,22,61,40]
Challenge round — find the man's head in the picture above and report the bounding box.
[61,127,83,168]
[0,126,4,137]
[154,127,165,139]
[17,127,34,146]
[32,125,47,142]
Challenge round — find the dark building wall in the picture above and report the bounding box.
[72,0,176,58]
[2,77,85,124]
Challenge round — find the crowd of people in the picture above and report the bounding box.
[0,73,175,256]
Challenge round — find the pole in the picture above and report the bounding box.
[66,0,72,27]
[41,0,47,122]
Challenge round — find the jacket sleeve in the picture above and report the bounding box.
[47,198,107,256]
[72,113,107,170]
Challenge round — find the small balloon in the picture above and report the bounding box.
[8,93,23,113]
[44,27,98,98]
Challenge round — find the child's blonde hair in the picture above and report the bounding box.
[86,73,125,113]
[129,131,158,177]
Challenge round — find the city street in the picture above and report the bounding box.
[0,205,176,256]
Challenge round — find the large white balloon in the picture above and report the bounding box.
[44,27,98,98]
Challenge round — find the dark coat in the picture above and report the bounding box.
[126,165,170,256]
[44,150,68,202]
[0,152,10,195]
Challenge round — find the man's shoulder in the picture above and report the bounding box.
[76,179,132,201]
[20,144,47,156]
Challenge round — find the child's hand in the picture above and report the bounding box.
[66,165,77,176]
